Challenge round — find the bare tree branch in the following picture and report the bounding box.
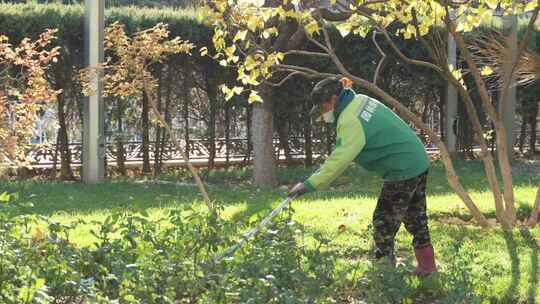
[442,2,518,227]
[499,1,540,114]
[515,3,540,74]
[306,32,330,53]
[444,5,499,121]
[371,30,386,85]
[284,50,330,58]
[264,71,302,86]
[377,24,443,74]
[274,64,337,78]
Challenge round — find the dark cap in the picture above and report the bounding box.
[309,77,342,120]
[311,77,342,105]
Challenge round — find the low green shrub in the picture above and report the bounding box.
[0,192,338,303]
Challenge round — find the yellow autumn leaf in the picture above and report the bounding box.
[403,24,416,39]
[199,46,208,56]
[336,23,352,37]
[262,27,279,39]
[485,0,498,9]
[225,45,236,59]
[221,85,233,100]
[237,67,246,81]
[247,15,263,32]
[305,21,320,36]
[481,66,494,76]
[232,86,244,95]
[525,2,538,11]
[233,30,248,42]
[222,85,244,101]
[216,1,227,13]
[247,70,261,86]
[221,85,230,95]
[245,55,258,71]
[248,90,263,103]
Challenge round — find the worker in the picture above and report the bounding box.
[288,77,437,277]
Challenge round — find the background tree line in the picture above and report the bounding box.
[0,3,538,181]
[1,0,200,8]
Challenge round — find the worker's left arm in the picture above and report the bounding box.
[304,114,366,191]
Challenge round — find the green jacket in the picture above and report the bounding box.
[304,89,429,192]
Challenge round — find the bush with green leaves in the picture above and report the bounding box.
[0,192,339,303]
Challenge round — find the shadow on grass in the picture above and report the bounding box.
[503,231,521,302]
[520,229,538,303]
[429,204,536,223]
[501,229,539,303]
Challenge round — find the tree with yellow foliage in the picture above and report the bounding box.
[80,22,213,210]
[204,0,540,229]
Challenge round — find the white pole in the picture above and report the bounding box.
[502,13,518,161]
[82,0,105,183]
[446,11,458,156]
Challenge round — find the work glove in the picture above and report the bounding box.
[288,182,308,198]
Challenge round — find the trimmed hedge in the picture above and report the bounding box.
[0,4,211,44]
[0,4,537,157]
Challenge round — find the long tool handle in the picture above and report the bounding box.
[213,195,297,263]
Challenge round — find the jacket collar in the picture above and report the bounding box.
[334,89,356,121]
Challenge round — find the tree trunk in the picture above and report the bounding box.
[449,25,515,228]
[435,31,509,227]
[116,98,126,176]
[153,99,163,176]
[57,94,74,180]
[421,101,431,144]
[183,78,190,159]
[50,135,59,179]
[251,85,276,186]
[245,105,253,165]
[530,97,539,153]
[494,120,517,226]
[528,185,540,227]
[76,90,84,178]
[142,91,151,174]
[160,71,172,168]
[304,100,313,167]
[206,76,217,170]
[519,115,527,152]
[276,120,292,165]
[225,103,231,168]
[154,68,163,176]
[103,101,109,178]
[439,83,446,142]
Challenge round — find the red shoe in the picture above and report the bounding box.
[413,244,437,277]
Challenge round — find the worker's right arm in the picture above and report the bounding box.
[304,113,365,191]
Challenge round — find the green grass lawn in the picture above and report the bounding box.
[2,160,540,303]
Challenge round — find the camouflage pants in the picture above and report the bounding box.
[373,171,431,259]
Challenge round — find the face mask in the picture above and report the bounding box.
[322,110,335,123]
